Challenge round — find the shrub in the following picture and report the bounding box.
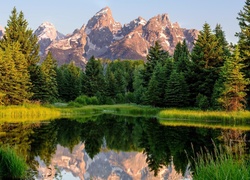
[196,94,210,110]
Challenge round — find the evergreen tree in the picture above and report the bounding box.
[236,0,250,104]
[165,70,189,107]
[218,46,249,111]
[145,63,163,106]
[173,40,191,73]
[39,52,58,103]
[214,24,231,57]
[133,65,146,104]
[190,23,224,105]
[57,62,82,102]
[0,7,40,100]
[0,42,31,105]
[83,56,104,97]
[143,41,169,86]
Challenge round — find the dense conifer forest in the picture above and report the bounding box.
[0,0,250,112]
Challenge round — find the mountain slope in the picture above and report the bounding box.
[36,7,199,68]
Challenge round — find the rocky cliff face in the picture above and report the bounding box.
[36,7,199,68]
[0,26,4,39]
[36,143,191,180]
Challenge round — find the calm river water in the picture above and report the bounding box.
[1,114,250,179]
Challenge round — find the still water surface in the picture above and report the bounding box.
[1,114,250,179]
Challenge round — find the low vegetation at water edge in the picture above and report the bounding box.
[192,146,250,180]
[0,104,61,122]
[0,146,28,179]
[158,109,250,120]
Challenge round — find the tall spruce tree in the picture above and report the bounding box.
[61,62,82,102]
[165,70,189,107]
[236,0,250,104]
[39,52,58,103]
[190,23,224,105]
[0,7,40,101]
[143,41,169,86]
[0,42,31,105]
[214,24,231,57]
[218,46,249,111]
[83,56,104,97]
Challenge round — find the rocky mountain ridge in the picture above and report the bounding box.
[0,26,4,39]
[2,7,199,68]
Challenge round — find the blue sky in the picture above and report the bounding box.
[0,0,245,43]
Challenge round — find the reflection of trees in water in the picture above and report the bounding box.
[0,115,235,177]
[219,129,249,158]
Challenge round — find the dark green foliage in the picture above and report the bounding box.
[39,52,58,103]
[236,0,250,104]
[165,70,189,107]
[83,56,105,97]
[133,65,147,104]
[214,24,231,58]
[74,95,99,106]
[196,94,210,110]
[57,62,82,102]
[143,41,170,86]
[190,23,225,106]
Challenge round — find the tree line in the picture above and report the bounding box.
[0,0,249,111]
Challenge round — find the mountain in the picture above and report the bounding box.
[34,22,65,55]
[36,7,199,68]
[0,26,4,39]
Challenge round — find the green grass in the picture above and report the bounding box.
[192,145,250,180]
[158,109,250,121]
[0,146,28,179]
[59,104,161,117]
[0,104,61,122]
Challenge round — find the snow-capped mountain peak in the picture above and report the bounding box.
[34,22,65,54]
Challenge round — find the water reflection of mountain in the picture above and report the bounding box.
[1,114,249,179]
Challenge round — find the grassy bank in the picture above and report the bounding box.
[158,109,250,121]
[192,146,250,179]
[59,104,161,117]
[0,146,28,179]
[0,104,61,122]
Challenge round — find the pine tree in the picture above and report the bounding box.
[214,24,231,57]
[236,0,250,104]
[133,65,146,104]
[0,7,40,100]
[39,52,58,103]
[0,42,31,105]
[190,23,224,104]
[165,70,189,107]
[145,63,163,106]
[173,40,191,73]
[143,41,169,86]
[218,46,249,111]
[56,62,82,102]
[83,56,104,97]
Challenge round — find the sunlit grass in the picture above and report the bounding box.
[0,104,61,122]
[158,109,250,120]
